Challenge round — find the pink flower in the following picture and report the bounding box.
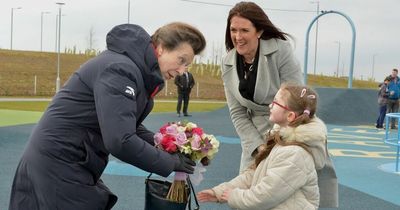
[161,134,177,153]
[175,132,188,146]
[190,134,201,150]
[159,124,170,134]
[154,133,163,146]
[166,124,178,135]
[192,127,204,136]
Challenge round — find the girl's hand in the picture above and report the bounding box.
[220,188,232,202]
[196,189,218,202]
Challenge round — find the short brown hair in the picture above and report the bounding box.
[151,22,206,55]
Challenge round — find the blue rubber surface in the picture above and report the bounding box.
[1,108,400,210]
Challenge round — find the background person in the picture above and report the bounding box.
[175,70,195,117]
[197,84,327,210]
[386,68,400,129]
[9,22,206,210]
[221,1,303,173]
[376,78,389,129]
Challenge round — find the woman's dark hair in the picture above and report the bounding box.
[151,22,206,55]
[225,1,289,51]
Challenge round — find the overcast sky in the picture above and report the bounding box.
[0,0,398,82]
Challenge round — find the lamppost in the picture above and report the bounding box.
[334,41,341,77]
[10,7,22,50]
[128,0,131,23]
[310,1,320,75]
[56,2,65,93]
[372,53,378,81]
[41,11,50,52]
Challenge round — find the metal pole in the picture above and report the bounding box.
[310,1,320,75]
[10,7,22,50]
[304,10,356,88]
[128,0,131,23]
[372,53,377,81]
[41,12,50,52]
[55,15,58,52]
[56,3,65,93]
[335,41,341,77]
[10,8,13,50]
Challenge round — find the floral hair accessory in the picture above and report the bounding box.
[307,95,316,99]
[303,109,311,116]
[300,88,307,97]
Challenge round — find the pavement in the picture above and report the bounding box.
[1,106,400,210]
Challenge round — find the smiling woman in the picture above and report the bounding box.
[221,1,303,173]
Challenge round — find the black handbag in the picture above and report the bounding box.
[144,173,199,210]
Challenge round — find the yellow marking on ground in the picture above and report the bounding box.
[330,149,396,158]
[349,125,377,129]
[328,133,382,140]
[328,139,389,148]
[329,129,386,136]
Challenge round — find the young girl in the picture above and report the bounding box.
[197,84,328,209]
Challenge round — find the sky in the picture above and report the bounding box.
[0,0,398,82]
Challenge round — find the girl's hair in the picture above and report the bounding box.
[253,84,318,168]
[151,22,206,55]
[225,1,289,51]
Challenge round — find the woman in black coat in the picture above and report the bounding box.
[9,22,206,210]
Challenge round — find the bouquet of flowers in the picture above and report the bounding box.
[154,121,220,203]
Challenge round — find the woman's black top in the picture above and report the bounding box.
[237,44,260,101]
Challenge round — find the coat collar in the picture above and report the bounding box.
[271,117,328,169]
[221,39,279,110]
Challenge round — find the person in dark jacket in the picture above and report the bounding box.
[376,78,390,129]
[386,68,400,129]
[175,71,195,116]
[9,22,206,210]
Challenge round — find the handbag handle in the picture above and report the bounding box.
[146,173,200,210]
[187,176,200,210]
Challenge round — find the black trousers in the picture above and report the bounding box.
[177,91,190,114]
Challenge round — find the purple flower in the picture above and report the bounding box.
[175,132,188,146]
[166,124,178,135]
[191,134,201,150]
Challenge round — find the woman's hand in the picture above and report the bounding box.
[196,189,219,202]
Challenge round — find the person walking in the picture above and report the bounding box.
[175,71,195,117]
[221,1,303,173]
[9,22,206,210]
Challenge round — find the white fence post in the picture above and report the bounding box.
[196,82,199,98]
[34,75,37,95]
[165,81,168,96]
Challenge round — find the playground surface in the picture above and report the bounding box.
[1,107,400,210]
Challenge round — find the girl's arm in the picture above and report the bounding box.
[227,146,316,209]
[198,169,255,202]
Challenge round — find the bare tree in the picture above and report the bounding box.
[87,26,96,51]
